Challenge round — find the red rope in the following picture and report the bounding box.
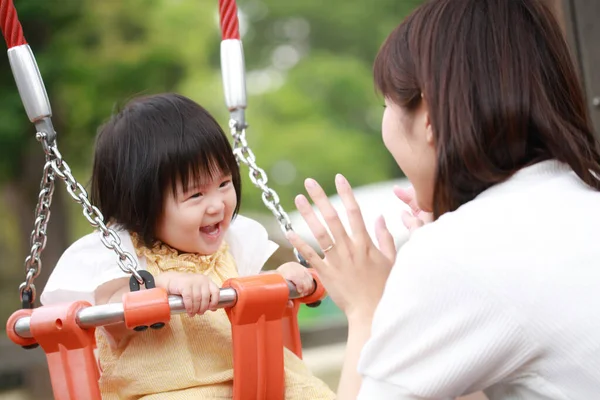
[0,0,26,48]
[219,0,240,40]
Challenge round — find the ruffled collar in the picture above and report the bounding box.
[130,232,229,274]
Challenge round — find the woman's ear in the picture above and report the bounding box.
[425,113,434,145]
[420,97,434,145]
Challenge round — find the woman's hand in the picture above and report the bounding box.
[394,185,433,234]
[286,174,396,324]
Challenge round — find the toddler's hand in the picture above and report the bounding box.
[276,262,315,297]
[156,272,220,317]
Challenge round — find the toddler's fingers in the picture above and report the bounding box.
[182,287,194,317]
[302,271,314,295]
[291,274,306,295]
[198,284,213,315]
[209,282,220,311]
[191,285,203,316]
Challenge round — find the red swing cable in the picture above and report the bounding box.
[219,0,240,40]
[0,0,26,48]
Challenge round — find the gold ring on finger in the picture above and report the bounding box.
[322,243,334,253]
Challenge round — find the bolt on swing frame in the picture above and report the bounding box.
[2,0,325,399]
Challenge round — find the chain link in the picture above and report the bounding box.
[21,120,305,304]
[228,120,307,265]
[20,132,143,306]
[19,155,55,306]
[230,120,294,234]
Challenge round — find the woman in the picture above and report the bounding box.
[287,0,600,398]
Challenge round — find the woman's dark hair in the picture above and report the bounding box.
[374,0,600,218]
[91,93,241,246]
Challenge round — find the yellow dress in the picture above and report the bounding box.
[96,235,336,399]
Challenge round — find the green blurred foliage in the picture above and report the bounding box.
[0,0,421,327]
[0,0,423,221]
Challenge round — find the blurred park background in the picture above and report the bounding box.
[0,0,598,399]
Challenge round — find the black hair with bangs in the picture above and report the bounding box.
[91,93,241,247]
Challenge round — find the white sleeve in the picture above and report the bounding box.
[356,235,538,399]
[40,229,146,306]
[225,215,279,276]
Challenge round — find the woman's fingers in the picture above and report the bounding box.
[294,194,336,251]
[393,185,420,215]
[303,178,352,254]
[375,215,396,262]
[401,210,425,232]
[335,174,371,245]
[286,231,329,273]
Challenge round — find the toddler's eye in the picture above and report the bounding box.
[220,180,231,188]
[190,192,202,199]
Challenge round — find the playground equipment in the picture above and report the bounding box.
[2,0,324,399]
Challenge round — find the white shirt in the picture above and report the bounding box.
[357,160,600,399]
[41,215,279,306]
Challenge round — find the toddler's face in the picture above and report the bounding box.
[155,171,237,255]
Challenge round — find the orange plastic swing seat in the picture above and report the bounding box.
[6,270,326,400]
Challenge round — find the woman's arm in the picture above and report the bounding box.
[337,317,372,399]
[286,174,396,397]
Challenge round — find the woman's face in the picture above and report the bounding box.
[381,97,437,212]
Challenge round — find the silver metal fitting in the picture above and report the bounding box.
[8,44,56,143]
[8,44,52,122]
[220,39,247,127]
[34,117,56,144]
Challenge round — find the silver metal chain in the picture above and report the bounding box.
[230,120,293,234]
[229,120,306,264]
[19,152,56,306]
[20,132,143,306]
[21,120,302,304]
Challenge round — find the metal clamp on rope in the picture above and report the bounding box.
[7,44,56,143]
[220,39,247,129]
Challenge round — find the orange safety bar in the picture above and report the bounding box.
[281,269,326,359]
[6,271,326,400]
